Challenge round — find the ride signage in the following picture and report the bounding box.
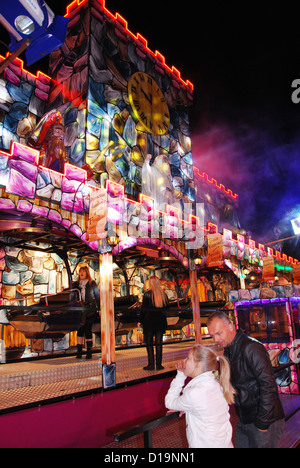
[293,263,300,284]
[206,233,223,267]
[263,255,275,281]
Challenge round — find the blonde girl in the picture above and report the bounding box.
[165,345,235,448]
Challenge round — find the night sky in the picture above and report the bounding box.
[1,1,300,258]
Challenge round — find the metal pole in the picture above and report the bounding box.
[189,269,202,344]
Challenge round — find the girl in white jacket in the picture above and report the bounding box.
[165,345,235,448]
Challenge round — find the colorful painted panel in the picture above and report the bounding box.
[0,141,203,254]
[0,56,50,151]
[194,168,240,232]
[0,140,298,272]
[234,298,300,395]
[46,0,195,211]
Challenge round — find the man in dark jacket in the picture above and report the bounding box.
[207,311,285,448]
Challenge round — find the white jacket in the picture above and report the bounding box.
[165,371,233,448]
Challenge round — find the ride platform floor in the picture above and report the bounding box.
[0,340,196,413]
[0,339,298,448]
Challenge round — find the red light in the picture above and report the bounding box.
[65,0,194,92]
[194,167,239,200]
[0,54,52,84]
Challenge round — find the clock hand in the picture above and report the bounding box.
[141,88,152,105]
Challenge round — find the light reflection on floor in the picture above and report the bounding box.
[0,340,203,411]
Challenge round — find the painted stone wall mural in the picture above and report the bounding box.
[234,298,300,395]
[0,0,196,360]
[0,57,51,150]
[27,110,69,173]
[0,246,72,357]
[46,0,195,211]
[142,153,175,208]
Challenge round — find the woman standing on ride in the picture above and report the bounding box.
[73,266,100,360]
[141,276,169,371]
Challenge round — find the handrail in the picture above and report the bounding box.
[0,305,192,315]
[2,289,82,303]
[113,411,180,448]
[0,305,86,312]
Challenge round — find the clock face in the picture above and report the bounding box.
[128,72,170,135]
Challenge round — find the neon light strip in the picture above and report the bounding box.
[223,228,298,265]
[194,167,239,200]
[65,0,194,92]
[104,180,298,266]
[0,54,52,84]
[8,141,40,165]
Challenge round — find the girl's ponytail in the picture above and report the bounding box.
[218,355,236,405]
[191,345,236,405]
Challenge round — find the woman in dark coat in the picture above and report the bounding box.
[73,266,100,359]
[141,276,169,371]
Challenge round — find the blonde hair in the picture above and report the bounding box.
[148,276,168,308]
[191,345,236,405]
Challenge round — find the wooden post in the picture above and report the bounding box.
[238,260,245,290]
[189,269,202,344]
[0,40,31,74]
[99,252,116,387]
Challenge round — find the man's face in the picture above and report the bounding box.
[208,318,236,348]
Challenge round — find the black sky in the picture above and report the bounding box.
[1,1,300,257]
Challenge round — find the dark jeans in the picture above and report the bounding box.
[77,315,96,340]
[235,419,285,448]
[144,329,164,367]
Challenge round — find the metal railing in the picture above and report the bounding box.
[113,411,180,448]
